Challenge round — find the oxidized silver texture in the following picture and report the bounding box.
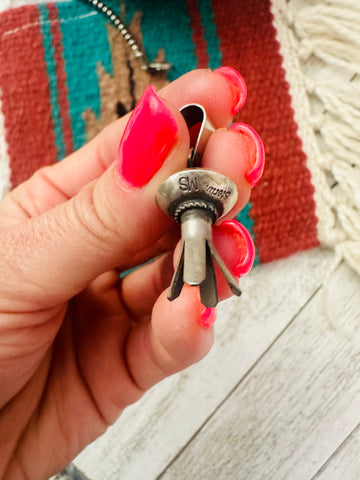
[155,104,241,308]
[156,169,238,221]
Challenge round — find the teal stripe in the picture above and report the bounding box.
[38,4,66,161]
[125,0,197,82]
[236,202,259,265]
[56,2,113,151]
[103,0,121,15]
[198,0,222,69]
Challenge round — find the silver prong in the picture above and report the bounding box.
[168,242,185,301]
[199,242,218,307]
[208,240,242,297]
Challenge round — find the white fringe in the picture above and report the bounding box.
[319,120,360,168]
[292,4,360,71]
[306,79,360,127]
[320,0,360,12]
[271,0,360,277]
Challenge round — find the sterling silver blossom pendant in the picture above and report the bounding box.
[156,104,241,308]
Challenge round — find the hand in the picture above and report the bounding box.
[0,68,263,480]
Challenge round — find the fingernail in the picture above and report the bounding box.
[213,220,255,277]
[118,85,178,187]
[214,66,247,115]
[198,306,217,329]
[229,123,265,187]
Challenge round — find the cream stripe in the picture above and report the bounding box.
[0,93,11,201]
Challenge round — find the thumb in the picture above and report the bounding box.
[0,86,189,309]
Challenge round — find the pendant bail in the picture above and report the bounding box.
[179,104,216,167]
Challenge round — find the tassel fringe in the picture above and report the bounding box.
[272,0,360,276]
[292,4,360,71]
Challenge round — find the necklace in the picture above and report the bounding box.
[78,0,172,73]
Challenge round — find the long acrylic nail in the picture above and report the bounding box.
[198,306,217,329]
[213,220,255,277]
[229,123,265,187]
[118,85,178,187]
[214,66,247,115]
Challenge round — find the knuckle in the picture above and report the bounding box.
[70,183,118,253]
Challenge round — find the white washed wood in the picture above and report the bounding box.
[312,424,360,480]
[75,248,333,480]
[160,262,360,480]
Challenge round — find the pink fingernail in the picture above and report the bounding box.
[198,306,217,329]
[229,123,265,187]
[118,85,178,187]
[214,66,247,115]
[213,220,255,277]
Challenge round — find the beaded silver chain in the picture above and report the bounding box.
[78,0,172,72]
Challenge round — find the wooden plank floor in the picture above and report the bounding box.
[74,246,360,479]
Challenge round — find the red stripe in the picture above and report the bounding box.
[0,6,57,187]
[47,3,74,157]
[212,0,319,262]
[186,0,209,68]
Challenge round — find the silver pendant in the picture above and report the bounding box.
[156,104,241,308]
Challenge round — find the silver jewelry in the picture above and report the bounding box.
[78,0,172,72]
[156,104,241,308]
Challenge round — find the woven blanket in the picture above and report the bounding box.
[1,1,360,479]
[0,0,359,271]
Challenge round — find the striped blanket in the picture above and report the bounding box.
[0,0,358,272]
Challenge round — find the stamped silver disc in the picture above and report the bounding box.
[156,168,238,221]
